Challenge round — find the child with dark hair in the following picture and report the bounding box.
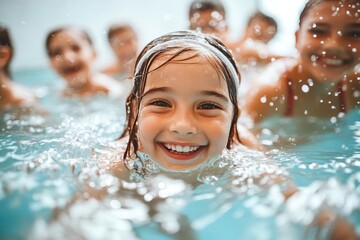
[233,10,283,65]
[45,27,123,98]
[102,24,138,82]
[0,26,36,109]
[244,0,360,123]
[188,0,230,46]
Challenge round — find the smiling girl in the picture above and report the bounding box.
[244,0,360,123]
[107,30,264,182]
[45,27,123,98]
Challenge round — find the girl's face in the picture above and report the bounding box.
[296,1,360,82]
[136,53,234,172]
[48,30,96,87]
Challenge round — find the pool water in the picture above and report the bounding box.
[0,68,359,240]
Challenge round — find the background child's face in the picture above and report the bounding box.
[110,29,138,62]
[0,46,11,70]
[136,53,233,171]
[48,30,96,87]
[247,18,276,43]
[296,2,360,82]
[190,10,227,38]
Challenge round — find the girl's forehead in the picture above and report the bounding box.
[145,56,228,92]
[148,49,212,72]
[52,30,88,45]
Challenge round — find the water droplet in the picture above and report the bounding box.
[352,48,357,53]
[310,55,317,62]
[330,117,337,123]
[313,34,317,38]
[353,90,360,98]
[301,85,310,93]
[110,199,121,209]
[260,96,267,103]
[337,31,342,36]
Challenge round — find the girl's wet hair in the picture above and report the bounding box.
[121,30,241,162]
[45,27,93,56]
[0,25,13,77]
[298,0,359,27]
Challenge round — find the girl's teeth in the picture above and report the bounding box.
[322,58,344,66]
[164,144,200,153]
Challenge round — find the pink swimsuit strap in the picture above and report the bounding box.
[284,72,347,117]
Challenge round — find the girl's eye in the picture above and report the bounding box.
[308,28,328,36]
[49,49,61,58]
[199,102,221,110]
[71,45,81,52]
[149,99,171,107]
[345,31,360,39]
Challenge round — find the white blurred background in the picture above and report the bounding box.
[0,0,307,71]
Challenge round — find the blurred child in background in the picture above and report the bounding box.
[244,0,360,123]
[102,24,138,84]
[0,26,37,109]
[188,0,231,47]
[233,11,284,65]
[45,27,123,98]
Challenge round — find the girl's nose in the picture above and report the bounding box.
[322,32,345,52]
[169,110,197,135]
[63,50,76,63]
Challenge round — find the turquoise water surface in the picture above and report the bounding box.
[0,69,359,240]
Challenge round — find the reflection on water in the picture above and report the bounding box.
[0,69,359,239]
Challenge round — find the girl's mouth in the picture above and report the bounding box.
[62,65,82,75]
[314,54,351,68]
[160,143,204,161]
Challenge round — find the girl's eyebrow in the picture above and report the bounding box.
[143,87,229,102]
[201,90,229,103]
[347,23,360,29]
[142,87,170,97]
